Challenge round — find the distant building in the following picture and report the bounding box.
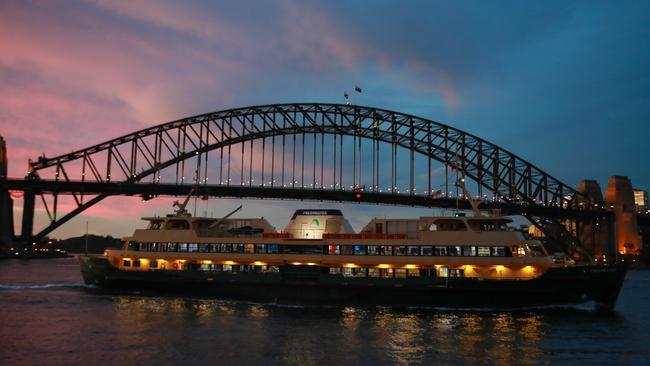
[634,189,649,213]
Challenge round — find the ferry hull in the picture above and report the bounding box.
[80,257,626,311]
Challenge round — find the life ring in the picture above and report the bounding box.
[173,262,179,269]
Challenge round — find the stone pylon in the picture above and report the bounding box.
[0,136,15,248]
[573,180,612,258]
[605,176,642,254]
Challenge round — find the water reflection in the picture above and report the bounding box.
[97,296,591,365]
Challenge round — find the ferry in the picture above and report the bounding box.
[80,193,627,311]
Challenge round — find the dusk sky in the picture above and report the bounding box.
[1,0,648,239]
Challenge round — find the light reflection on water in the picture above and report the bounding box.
[1,258,649,365]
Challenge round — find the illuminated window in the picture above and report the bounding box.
[408,246,420,256]
[434,246,447,256]
[492,247,506,257]
[367,246,379,255]
[449,268,464,277]
[462,246,476,256]
[448,246,461,256]
[478,246,490,256]
[329,245,340,255]
[437,266,449,277]
[422,246,433,256]
[395,269,407,278]
[353,245,366,255]
[395,246,407,256]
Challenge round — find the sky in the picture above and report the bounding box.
[1,0,649,239]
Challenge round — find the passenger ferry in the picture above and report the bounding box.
[80,193,626,310]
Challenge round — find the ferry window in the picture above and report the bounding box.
[434,246,447,256]
[353,268,367,277]
[148,221,162,230]
[188,244,198,252]
[128,241,139,251]
[199,244,209,253]
[407,269,420,277]
[256,244,266,253]
[380,246,393,255]
[149,243,157,252]
[367,246,379,255]
[178,243,188,252]
[449,268,464,277]
[492,247,506,257]
[341,246,353,255]
[395,269,407,278]
[354,245,366,255]
[429,223,438,231]
[166,243,177,252]
[480,223,497,231]
[231,265,241,272]
[245,244,255,254]
[221,244,232,253]
[342,267,354,277]
[394,246,406,256]
[233,244,244,253]
[437,266,449,277]
[150,260,158,268]
[133,260,140,268]
[448,246,461,256]
[123,259,131,267]
[168,220,189,230]
[462,246,476,256]
[330,267,342,275]
[267,244,279,254]
[210,244,220,253]
[268,266,280,272]
[477,246,490,256]
[512,246,526,256]
[422,246,433,256]
[223,265,232,272]
[408,246,420,256]
[368,268,380,277]
[381,268,393,278]
[328,245,340,255]
[140,242,150,251]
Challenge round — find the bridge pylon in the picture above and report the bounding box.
[0,136,16,250]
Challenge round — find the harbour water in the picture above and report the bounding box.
[1,257,649,365]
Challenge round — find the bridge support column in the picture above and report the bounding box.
[0,135,15,250]
[0,189,14,249]
[20,189,35,249]
[605,176,641,255]
[574,180,612,259]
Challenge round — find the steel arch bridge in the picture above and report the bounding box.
[10,103,601,258]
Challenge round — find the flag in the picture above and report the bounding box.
[201,195,209,200]
[432,189,442,199]
[344,91,349,99]
[354,85,362,93]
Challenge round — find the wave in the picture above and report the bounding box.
[0,283,90,290]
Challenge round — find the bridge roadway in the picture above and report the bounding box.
[1,178,613,219]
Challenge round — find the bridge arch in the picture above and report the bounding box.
[27,103,582,247]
